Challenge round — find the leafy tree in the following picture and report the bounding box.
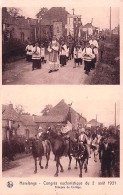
[7,7,23,18]
[41,104,53,116]
[36,7,48,19]
[15,104,25,116]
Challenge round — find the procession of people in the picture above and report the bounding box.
[25,34,104,75]
[36,122,118,178]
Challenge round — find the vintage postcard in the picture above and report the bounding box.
[0,0,123,195]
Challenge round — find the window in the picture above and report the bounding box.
[57,26,59,33]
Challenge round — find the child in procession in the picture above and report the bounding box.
[73,45,82,68]
[32,42,41,71]
[59,40,67,67]
[25,42,33,61]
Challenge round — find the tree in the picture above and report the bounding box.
[15,104,25,116]
[36,7,48,19]
[7,7,23,18]
[41,104,53,116]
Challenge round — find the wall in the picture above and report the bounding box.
[14,26,31,42]
[18,122,37,138]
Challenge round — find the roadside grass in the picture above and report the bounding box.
[89,41,120,85]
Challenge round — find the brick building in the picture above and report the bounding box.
[2,7,36,43]
[2,104,37,140]
[2,104,20,140]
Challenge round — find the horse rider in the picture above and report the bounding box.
[78,128,89,158]
[91,133,98,162]
[38,126,47,155]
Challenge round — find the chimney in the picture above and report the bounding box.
[32,114,36,121]
[9,104,13,109]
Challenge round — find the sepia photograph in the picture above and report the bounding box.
[2,86,120,178]
[2,6,120,85]
[0,0,122,194]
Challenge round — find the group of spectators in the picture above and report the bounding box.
[25,34,105,75]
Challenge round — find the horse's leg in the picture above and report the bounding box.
[78,159,83,177]
[68,155,72,170]
[45,145,51,169]
[54,156,59,177]
[45,152,49,169]
[59,158,64,173]
[39,156,43,169]
[94,149,97,162]
[75,159,78,169]
[84,158,88,173]
[34,157,37,173]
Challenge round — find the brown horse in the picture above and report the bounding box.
[31,138,51,174]
[62,130,89,177]
[48,129,88,177]
[47,129,71,177]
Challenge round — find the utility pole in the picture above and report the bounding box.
[96,114,97,132]
[110,7,112,41]
[115,102,116,130]
[72,8,75,15]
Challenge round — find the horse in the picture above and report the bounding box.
[31,137,51,174]
[67,130,89,177]
[47,129,71,177]
[48,129,88,177]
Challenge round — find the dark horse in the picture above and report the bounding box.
[67,130,89,177]
[48,129,88,177]
[47,129,70,177]
[31,136,51,174]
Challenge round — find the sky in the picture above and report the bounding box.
[2,86,120,127]
[20,7,119,30]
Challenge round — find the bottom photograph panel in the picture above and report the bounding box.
[2,87,120,178]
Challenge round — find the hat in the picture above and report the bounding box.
[39,126,43,130]
[79,128,85,133]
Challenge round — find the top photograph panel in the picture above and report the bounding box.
[2,7,120,85]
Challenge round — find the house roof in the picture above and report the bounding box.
[28,18,37,25]
[83,23,93,28]
[35,115,66,123]
[40,19,53,26]
[88,119,101,125]
[42,7,69,25]
[35,99,86,124]
[2,8,33,29]
[16,18,31,29]
[21,114,36,126]
[48,99,70,116]
[2,104,20,121]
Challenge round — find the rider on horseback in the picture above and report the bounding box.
[37,126,47,155]
[78,128,89,159]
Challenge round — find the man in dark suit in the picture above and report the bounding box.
[99,137,114,177]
